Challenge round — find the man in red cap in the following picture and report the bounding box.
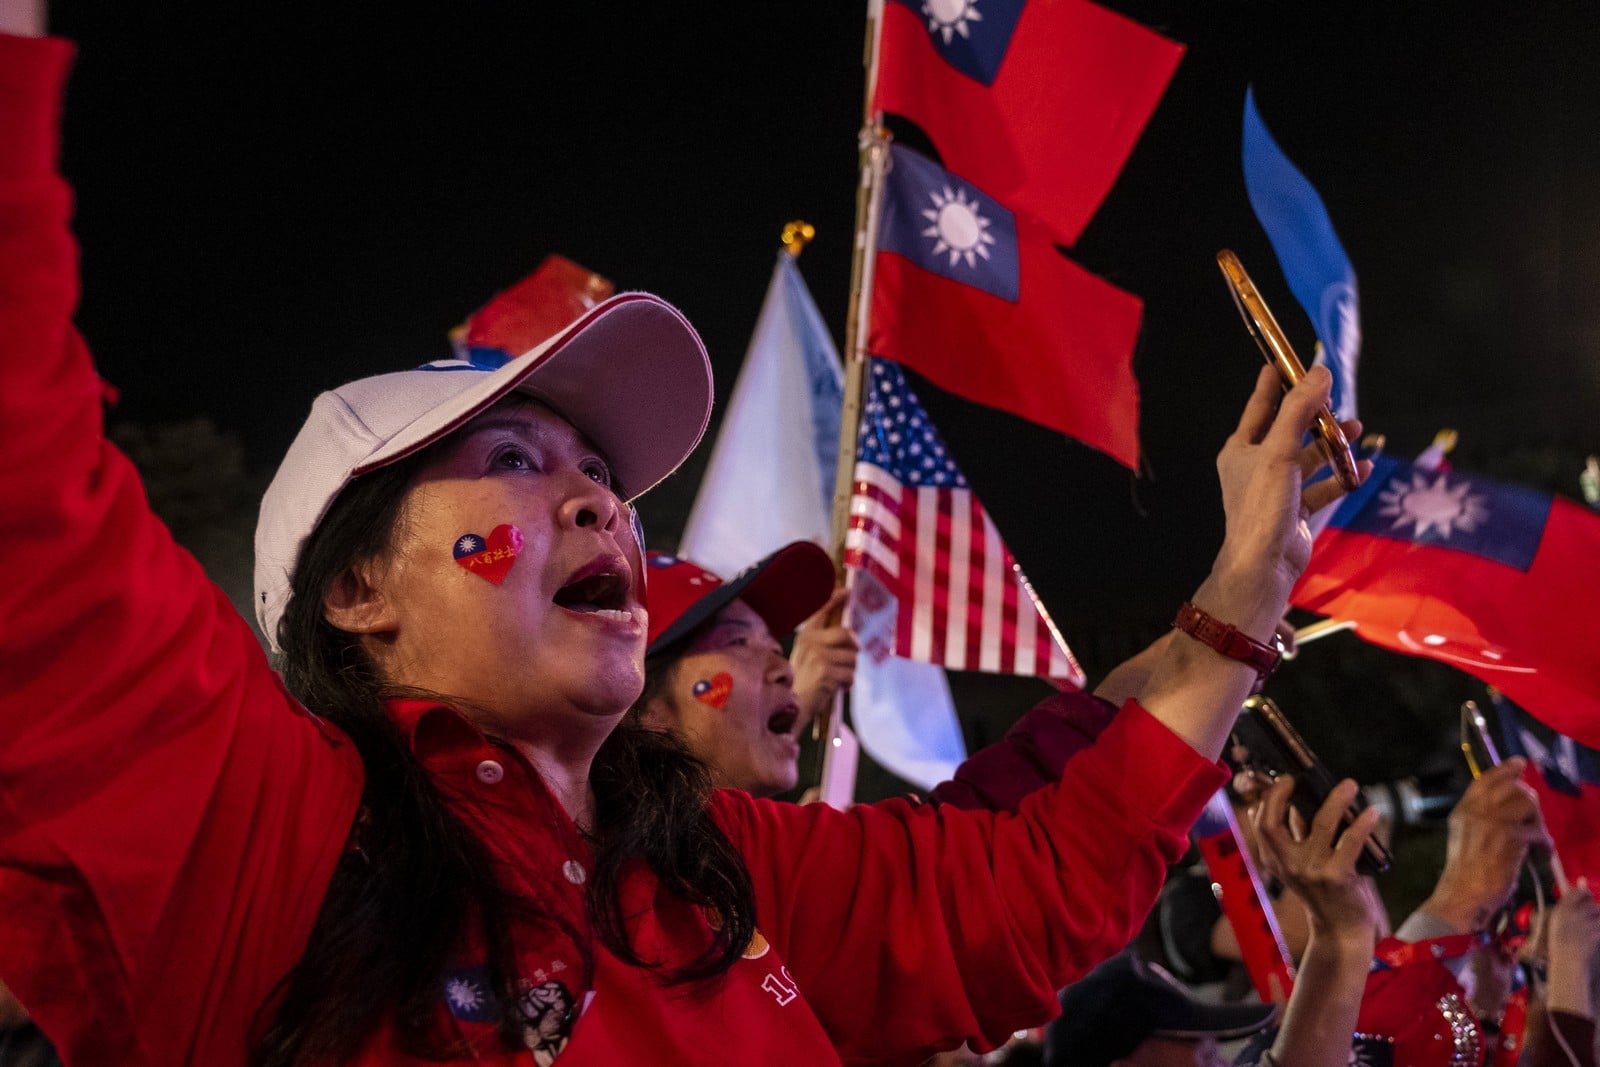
[635,542,845,797]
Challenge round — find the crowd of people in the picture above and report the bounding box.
[3,5,1598,1066]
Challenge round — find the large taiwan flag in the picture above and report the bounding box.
[874,0,1183,247]
[869,143,1144,468]
[1293,455,1600,747]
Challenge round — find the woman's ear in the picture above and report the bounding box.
[322,558,396,636]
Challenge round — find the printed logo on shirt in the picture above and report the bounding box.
[761,965,799,1007]
[442,964,500,1024]
[520,979,578,1065]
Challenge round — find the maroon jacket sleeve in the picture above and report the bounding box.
[0,36,363,1066]
[715,700,1226,1066]
[1522,1005,1598,1067]
[930,689,1117,813]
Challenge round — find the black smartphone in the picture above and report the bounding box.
[1231,696,1392,876]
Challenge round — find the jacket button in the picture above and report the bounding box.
[563,860,587,885]
[475,759,505,784]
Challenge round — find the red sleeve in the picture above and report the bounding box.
[715,700,1226,1066]
[0,36,363,1066]
[930,689,1117,813]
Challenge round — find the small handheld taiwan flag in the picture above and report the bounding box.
[846,359,1083,685]
[1293,455,1600,748]
[870,143,1144,468]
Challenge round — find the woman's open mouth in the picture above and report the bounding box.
[554,557,634,622]
[766,706,800,736]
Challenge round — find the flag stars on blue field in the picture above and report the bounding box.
[860,361,968,489]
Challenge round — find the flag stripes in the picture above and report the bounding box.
[846,461,1081,682]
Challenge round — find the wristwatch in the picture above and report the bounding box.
[1172,601,1282,694]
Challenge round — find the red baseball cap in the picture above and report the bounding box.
[644,542,835,657]
[1353,947,1485,1067]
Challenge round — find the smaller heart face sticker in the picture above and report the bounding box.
[453,524,525,585]
[690,672,733,709]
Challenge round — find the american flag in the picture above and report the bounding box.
[845,360,1084,685]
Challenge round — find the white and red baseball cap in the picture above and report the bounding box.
[254,292,712,652]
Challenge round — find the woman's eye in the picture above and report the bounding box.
[582,459,614,488]
[491,446,535,471]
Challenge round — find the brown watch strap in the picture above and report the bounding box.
[1172,601,1281,692]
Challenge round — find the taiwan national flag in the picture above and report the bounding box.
[1493,695,1600,888]
[870,143,1144,468]
[1292,455,1600,747]
[874,0,1183,247]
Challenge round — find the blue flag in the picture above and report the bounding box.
[1242,87,1360,422]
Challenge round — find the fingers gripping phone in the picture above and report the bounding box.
[1216,249,1363,492]
[1231,696,1393,876]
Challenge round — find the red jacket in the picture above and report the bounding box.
[0,36,1225,1066]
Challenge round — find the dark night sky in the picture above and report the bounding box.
[42,4,1600,773]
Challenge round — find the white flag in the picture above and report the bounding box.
[680,253,842,574]
[679,253,966,790]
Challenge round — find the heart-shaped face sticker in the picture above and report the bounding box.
[453,524,525,585]
[690,672,733,709]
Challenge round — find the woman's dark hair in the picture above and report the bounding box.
[252,439,756,1064]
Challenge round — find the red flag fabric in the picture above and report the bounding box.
[873,0,1183,247]
[869,143,1143,468]
[846,359,1085,686]
[1293,455,1600,748]
[450,254,613,359]
[1493,696,1600,888]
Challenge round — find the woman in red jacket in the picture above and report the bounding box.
[0,13,1369,1066]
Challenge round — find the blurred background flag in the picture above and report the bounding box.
[1292,454,1600,747]
[679,247,967,792]
[1242,87,1361,423]
[1491,692,1600,887]
[450,254,614,364]
[873,0,1183,247]
[847,359,1085,686]
[680,252,843,573]
[870,143,1144,468]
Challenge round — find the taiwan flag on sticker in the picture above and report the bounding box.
[1493,695,1600,889]
[870,143,1144,468]
[1293,455,1600,748]
[874,0,1183,247]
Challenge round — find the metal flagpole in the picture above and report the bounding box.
[816,0,892,807]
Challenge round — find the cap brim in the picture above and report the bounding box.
[647,541,835,657]
[1151,1000,1278,1041]
[357,292,711,500]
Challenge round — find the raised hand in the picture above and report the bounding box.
[790,586,857,735]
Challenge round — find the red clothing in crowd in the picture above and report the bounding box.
[0,35,1225,1066]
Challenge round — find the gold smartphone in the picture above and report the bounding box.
[1459,700,1502,780]
[1232,696,1392,876]
[1216,249,1362,492]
